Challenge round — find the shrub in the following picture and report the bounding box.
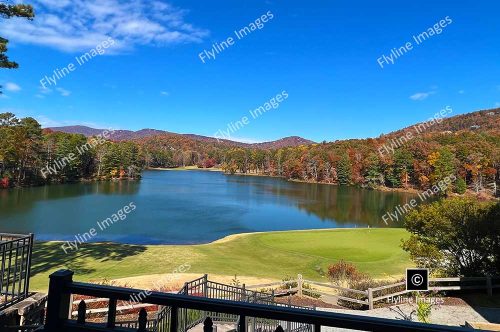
[278,276,320,298]
[279,276,298,290]
[327,260,366,288]
[230,274,241,287]
[416,302,432,323]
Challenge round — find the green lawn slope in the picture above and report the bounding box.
[30,228,411,291]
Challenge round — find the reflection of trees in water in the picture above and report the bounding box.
[0,180,141,216]
[266,182,417,227]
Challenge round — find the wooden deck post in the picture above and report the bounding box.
[486,276,493,296]
[297,274,303,297]
[204,274,209,298]
[45,270,74,332]
[368,288,374,310]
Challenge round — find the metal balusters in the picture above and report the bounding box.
[77,300,86,324]
[138,308,148,332]
[107,298,117,328]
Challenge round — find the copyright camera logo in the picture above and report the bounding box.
[406,268,429,291]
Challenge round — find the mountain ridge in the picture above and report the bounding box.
[46,125,315,149]
[46,107,499,149]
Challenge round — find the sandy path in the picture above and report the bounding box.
[112,273,280,291]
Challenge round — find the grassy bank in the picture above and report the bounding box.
[30,228,411,291]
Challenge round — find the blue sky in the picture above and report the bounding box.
[0,0,499,143]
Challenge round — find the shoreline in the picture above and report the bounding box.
[151,167,498,199]
[150,167,420,195]
[43,227,394,247]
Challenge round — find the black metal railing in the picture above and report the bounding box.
[0,233,34,311]
[40,270,475,332]
[154,274,311,332]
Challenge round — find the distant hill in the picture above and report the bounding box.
[47,108,499,149]
[47,126,315,149]
[385,108,500,138]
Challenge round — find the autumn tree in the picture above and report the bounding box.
[402,198,500,276]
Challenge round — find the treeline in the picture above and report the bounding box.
[3,111,499,196]
[0,113,141,188]
[136,128,499,196]
[220,131,499,195]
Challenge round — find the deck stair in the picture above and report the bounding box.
[153,275,313,332]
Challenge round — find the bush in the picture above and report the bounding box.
[279,276,298,290]
[416,302,432,323]
[327,260,366,288]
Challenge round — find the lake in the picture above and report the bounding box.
[0,170,416,244]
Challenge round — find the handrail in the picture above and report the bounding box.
[42,270,474,332]
[0,233,34,312]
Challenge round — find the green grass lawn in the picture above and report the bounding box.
[30,228,411,291]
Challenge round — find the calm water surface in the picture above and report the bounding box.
[0,170,416,244]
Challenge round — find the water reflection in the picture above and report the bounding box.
[0,171,415,244]
[225,175,415,227]
[0,180,140,217]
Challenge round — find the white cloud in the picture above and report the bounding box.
[409,91,436,101]
[213,136,264,144]
[160,91,170,96]
[40,87,52,94]
[4,82,21,92]
[458,90,465,94]
[34,115,105,128]
[56,88,71,97]
[3,0,209,53]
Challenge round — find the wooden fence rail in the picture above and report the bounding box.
[247,274,499,310]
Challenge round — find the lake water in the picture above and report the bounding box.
[0,170,416,244]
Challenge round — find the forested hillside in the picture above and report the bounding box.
[0,113,141,188]
[2,109,499,197]
[136,108,499,196]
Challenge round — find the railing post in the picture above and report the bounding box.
[45,270,74,332]
[251,293,256,331]
[368,288,374,310]
[170,306,178,332]
[486,276,493,296]
[23,233,34,297]
[204,274,209,298]
[204,317,214,332]
[242,284,246,301]
[314,324,321,332]
[239,315,246,332]
[287,296,291,332]
[107,298,117,328]
[68,294,74,319]
[297,274,303,297]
